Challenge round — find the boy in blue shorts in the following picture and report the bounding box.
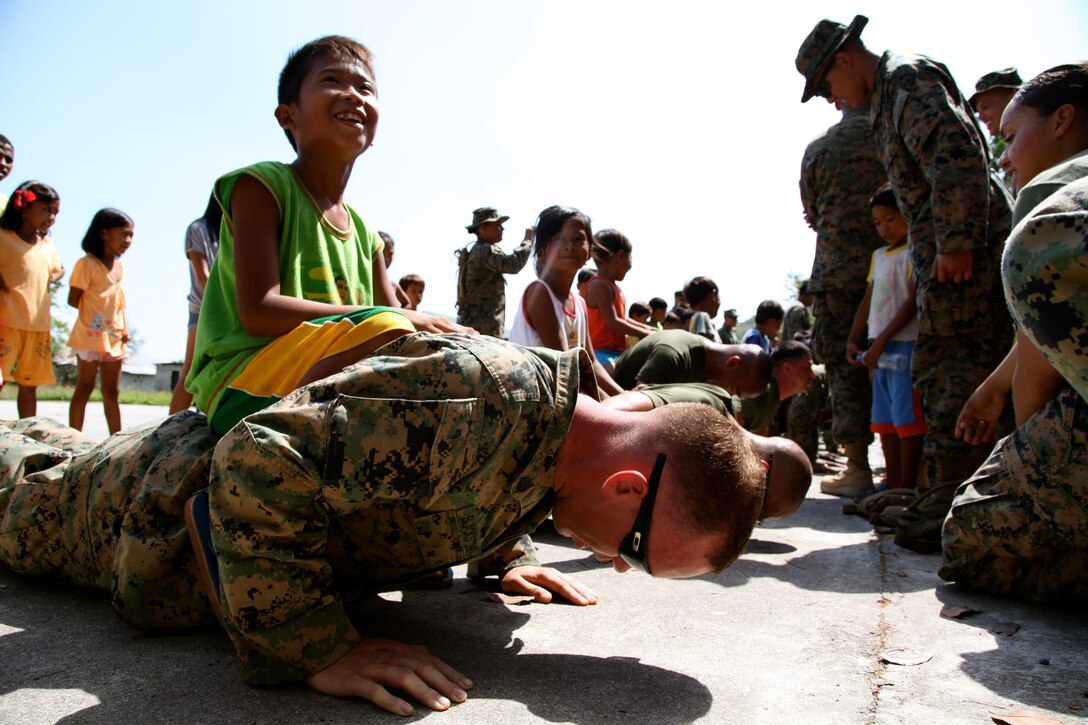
[847,184,927,490]
[186,36,467,434]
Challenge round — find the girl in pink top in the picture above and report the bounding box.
[67,208,133,434]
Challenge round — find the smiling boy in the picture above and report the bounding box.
[186,36,467,435]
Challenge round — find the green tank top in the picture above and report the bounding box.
[187,161,380,418]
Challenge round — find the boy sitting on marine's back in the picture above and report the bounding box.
[186,35,466,435]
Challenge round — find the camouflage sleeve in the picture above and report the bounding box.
[210,424,359,686]
[799,142,821,229]
[895,74,991,255]
[465,534,541,579]
[477,237,533,274]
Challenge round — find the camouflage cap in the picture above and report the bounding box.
[723,308,738,319]
[968,68,1023,109]
[795,15,869,103]
[467,206,510,232]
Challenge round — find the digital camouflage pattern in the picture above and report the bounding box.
[0,413,219,630]
[871,51,1014,464]
[455,238,533,337]
[210,332,590,684]
[940,385,1088,603]
[1003,175,1088,406]
[799,107,887,295]
[871,51,1013,338]
[0,333,591,686]
[812,291,873,447]
[786,364,828,463]
[799,107,881,449]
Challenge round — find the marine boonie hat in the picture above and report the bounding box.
[467,206,510,232]
[723,308,738,319]
[968,68,1023,109]
[795,14,869,103]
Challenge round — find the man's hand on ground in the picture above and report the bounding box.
[305,638,473,716]
[501,565,599,605]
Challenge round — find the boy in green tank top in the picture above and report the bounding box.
[186,36,470,434]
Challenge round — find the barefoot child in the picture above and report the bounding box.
[586,229,656,372]
[0,181,64,417]
[186,35,467,435]
[846,185,927,489]
[508,205,623,395]
[67,208,133,435]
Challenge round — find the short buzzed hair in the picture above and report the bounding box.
[656,403,765,573]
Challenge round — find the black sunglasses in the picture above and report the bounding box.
[814,80,832,99]
[618,453,666,575]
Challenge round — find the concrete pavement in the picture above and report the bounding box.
[0,405,1086,723]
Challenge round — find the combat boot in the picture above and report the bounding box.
[819,443,873,498]
[893,454,982,554]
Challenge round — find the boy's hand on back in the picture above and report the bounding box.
[305,638,473,716]
[402,309,475,335]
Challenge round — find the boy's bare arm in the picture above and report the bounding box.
[232,175,363,337]
[67,286,83,310]
[523,281,565,350]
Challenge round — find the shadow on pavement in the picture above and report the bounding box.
[1,569,712,724]
[932,583,1088,716]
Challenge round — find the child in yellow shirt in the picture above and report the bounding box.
[0,181,65,417]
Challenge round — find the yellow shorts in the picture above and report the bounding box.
[0,327,56,387]
[210,307,414,434]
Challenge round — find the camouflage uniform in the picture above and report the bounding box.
[871,52,1014,467]
[455,238,532,337]
[0,333,592,685]
[799,107,885,447]
[940,386,1088,602]
[939,173,1088,603]
[786,364,828,463]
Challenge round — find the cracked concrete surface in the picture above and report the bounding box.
[1,402,1086,723]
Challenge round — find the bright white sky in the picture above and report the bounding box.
[2,0,1085,363]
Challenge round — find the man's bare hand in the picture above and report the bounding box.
[305,638,473,716]
[501,565,599,606]
[402,309,475,335]
[932,250,973,283]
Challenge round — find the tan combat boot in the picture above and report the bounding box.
[819,442,873,498]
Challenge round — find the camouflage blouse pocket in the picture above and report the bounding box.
[325,395,484,507]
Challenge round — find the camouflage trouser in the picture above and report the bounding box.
[0,412,219,629]
[812,290,872,446]
[913,324,1011,462]
[939,385,1088,603]
[786,365,829,463]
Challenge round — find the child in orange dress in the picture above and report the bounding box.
[67,208,133,434]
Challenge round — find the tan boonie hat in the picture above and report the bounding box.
[466,206,510,232]
[968,68,1023,109]
[795,14,869,103]
[723,308,738,319]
